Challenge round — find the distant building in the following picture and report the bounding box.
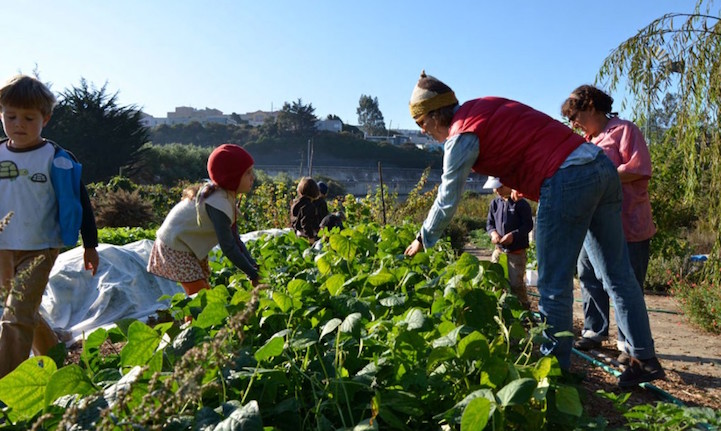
[140,109,439,155]
[401,129,441,146]
[240,110,279,127]
[315,118,343,133]
[139,112,161,128]
[164,106,234,125]
[364,134,411,146]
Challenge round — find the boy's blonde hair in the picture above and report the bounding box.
[0,75,57,117]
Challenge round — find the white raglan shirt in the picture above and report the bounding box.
[0,142,64,250]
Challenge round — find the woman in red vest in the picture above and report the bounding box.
[403,71,664,387]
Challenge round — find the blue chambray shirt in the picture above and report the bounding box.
[419,132,479,248]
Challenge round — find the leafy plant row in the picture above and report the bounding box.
[1,223,590,430]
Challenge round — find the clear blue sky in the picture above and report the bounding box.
[3,1,704,130]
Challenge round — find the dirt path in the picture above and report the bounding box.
[462,243,721,421]
[564,284,721,407]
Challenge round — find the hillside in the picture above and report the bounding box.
[244,133,442,169]
[149,123,442,169]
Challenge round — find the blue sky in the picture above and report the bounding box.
[3,1,704,130]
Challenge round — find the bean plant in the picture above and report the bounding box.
[0,223,594,430]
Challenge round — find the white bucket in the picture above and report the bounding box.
[525,269,538,286]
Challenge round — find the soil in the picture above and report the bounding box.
[529,285,721,427]
[465,243,721,427]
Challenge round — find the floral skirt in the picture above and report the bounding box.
[147,239,210,283]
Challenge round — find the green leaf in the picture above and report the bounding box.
[480,357,508,388]
[287,279,313,298]
[44,364,95,407]
[214,400,264,431]
[315,252,332,275]
[230,288,252,306]
[533,377,550,403]
[254,336,285,363]
[439,389,496,424]
[496,378,537,407]
[379,294,406,307]
[205,284,230,303]
[194,301,229,328]
[323,274,346,296]
[454,253,479,280]
[148,350,164,373]
[461,289,497,331]
[368,267,396,286]
[432,326,462,348]
[394,331,427,357]
[555,385,582,417]
[461,397,491,430]
[403,308,425,330]
[532,356,561,381]
[508,321,526,339]
[410,252,430,266]
[458,331,490,362]
[272,291,293,313]
[340,312,362,334]
[320,318,342,340]
[289,329,317,350]
[0,356,56,420]
[426,346,456,371]
[330,234,357,261]
[81,327,109,365]
[120,321,161,367]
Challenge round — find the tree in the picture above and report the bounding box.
[149,122,255,147]
[131,143,213,185]
[276,98,318,136]
[44,79,149,183]
[597,0,721,279]
[230,112,247,125]
[356,94,386,136]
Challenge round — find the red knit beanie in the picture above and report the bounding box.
[207,144,254,191]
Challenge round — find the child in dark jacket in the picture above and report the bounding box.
[290,177,320,242]
[314,181,330,222]
[485,176,533,309]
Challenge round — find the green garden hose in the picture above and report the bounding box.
[529,310,715,430]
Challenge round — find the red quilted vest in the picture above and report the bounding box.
[449,97,584,201]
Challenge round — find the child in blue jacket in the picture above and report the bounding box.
[0,75,99,378]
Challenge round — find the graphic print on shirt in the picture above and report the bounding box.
[0,160,46,182]
[0,160,28,180]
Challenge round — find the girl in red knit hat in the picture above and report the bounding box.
[148,143,260,295]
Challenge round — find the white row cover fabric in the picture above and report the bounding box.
[38,229,290,345]
[39,240,183,345]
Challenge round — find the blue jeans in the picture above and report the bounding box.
[535,153,655,369]
[578,239,651,349]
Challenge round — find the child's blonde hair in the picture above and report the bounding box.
[182,184,203,200]
[0,75,57,116]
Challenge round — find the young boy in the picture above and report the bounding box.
[0,75,99,378]
[484,177,533,309]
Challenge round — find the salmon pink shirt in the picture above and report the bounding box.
[590,117,656,242]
